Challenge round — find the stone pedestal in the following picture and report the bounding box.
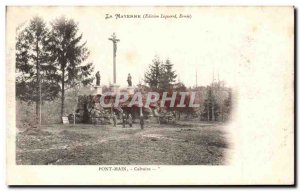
[93,86,103,95]
[127,86,135,95]
[110,84,120,95]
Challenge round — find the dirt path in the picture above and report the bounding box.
[16,123,229,165]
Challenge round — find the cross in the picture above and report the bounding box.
[108,33,120,84]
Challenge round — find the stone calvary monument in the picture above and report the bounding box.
[69,33,151,125]
[68,33,177,126]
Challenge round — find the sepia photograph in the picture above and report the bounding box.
[6,6,294,185]
[13,7,233,166]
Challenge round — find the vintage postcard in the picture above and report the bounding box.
[6,6,294,185]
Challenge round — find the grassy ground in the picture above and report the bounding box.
[16,122,229,165]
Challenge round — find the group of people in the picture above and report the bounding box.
[111,112,144,129]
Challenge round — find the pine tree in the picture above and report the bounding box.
[160,59,177,90]
[144,57,177,90]
[16,16,60,124]
[47,16,94,120]
[144,56,163,89]
[203,86,218,121]
[223,89,232,121]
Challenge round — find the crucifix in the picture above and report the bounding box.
[108,33,120,84]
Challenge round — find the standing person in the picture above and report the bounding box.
[140,114,144,130]
[128,114,133,127]
[112,112,117,127]
[122,113,126,128]
[154,107,160,126]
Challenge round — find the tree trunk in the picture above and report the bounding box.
[221,105,224,122]
[207,106,210,121]
[36,101,39,124]
[36,38,41,125]
[199,111,201,121]
[61,69,65,122]
[212,104,215,121]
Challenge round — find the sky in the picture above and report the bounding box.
[7,6,266,88]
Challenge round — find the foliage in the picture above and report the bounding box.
[202,84,232,121]
[144,56,163,89]
[46,16,94,118]
[144,56,177,91]
[160,59,177,90]
[16,17,60,104]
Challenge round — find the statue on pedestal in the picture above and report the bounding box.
[127,73,132,87]
[95,71,101,86]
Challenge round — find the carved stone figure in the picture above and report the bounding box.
[127,73,132,87]
[95,71,101,86]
